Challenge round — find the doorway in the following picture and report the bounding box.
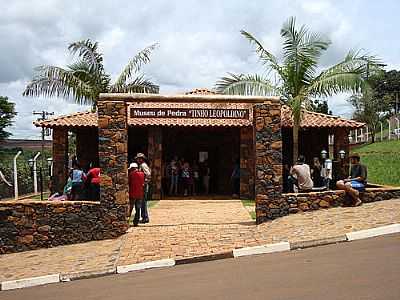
[162,126,240,197]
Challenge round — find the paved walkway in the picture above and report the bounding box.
[1,199,400,282]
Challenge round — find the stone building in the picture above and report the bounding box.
[36,90,364,202]
[5,90,400,254]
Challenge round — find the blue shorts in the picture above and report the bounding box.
[351,180,365,192]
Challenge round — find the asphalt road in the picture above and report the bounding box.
[2,234,400,300]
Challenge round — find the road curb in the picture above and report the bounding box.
[116,258,175,274]
[60,268,116,282]
[346,223,400,241]
[0,274,60,291]
[175,251,233,265]
[233,242,290,258]
[290,235,348,250]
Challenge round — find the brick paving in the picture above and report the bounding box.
[1,199,400,282]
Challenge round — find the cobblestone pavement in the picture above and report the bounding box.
[1,199,400,282]
[147,200,252,225]
[0,238,123,281]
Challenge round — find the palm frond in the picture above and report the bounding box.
[240,30,284,78]
[215,73,277,96]
[112,43,158,90]
[68,39,104,72]
[110,75,159,94]
[309,50,381,96]
[22,65,96,105]
[280,17,330,96]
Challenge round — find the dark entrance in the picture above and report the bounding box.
[162,127,240,197]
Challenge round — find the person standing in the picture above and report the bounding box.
[86,163,100,201]
[135,153,151,223]
[70,161,86,200]
[231,159,240,198]
[311,157,324,187]
[168,157,179,195]
[181,162,193,197]
[128,163,145,227]
[202,160,210,195]
[336,153,367,207]
[321,156,333,189]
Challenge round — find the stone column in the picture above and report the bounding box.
[333,128,350,180]
[148,127,162,200]
[52,128,68,194]
[240,126,255,199]
[254,100,284,224]
[98,99,129,237]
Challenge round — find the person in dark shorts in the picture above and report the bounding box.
[336,153,367,206]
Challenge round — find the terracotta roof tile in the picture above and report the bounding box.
[281,105,365,129]
[184,88,217,95]
[34,103,365,129]
[33,111,97,129]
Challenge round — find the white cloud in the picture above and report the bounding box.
[0,0,399,138]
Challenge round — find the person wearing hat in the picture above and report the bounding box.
[336,153,367,206]
[128,162,145,227]
[135,153,151,223]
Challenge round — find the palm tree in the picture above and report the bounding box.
[216,17,379,162]
[23,39,159,109]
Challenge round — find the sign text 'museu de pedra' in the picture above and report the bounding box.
[129,107,250,119]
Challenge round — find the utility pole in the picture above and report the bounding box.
[33,110,54,200]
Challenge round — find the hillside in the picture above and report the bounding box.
[354,140,400,187]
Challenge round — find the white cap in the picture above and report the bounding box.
[129,162,138,169]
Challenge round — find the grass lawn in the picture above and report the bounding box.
[353,140,400,187]
[241,199,256,220]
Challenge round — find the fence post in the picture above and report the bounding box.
[395,117,400,140]
[13,151,22,200]
[388,119,391,140]
[33,152,41,194]
[380,122,383,142]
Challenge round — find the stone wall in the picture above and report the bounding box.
[0,201,103,254]
[260,188,400,219]
[254,100,283,224]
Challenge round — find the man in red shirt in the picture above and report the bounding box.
[128,163,145,227]
[86,164,101,201]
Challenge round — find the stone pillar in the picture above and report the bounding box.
[148,127,162,200]
[98,99,129,237]
[333,128,350,180]
[254,100,284,224]
[52,127,68,194]
[240,126,255,199]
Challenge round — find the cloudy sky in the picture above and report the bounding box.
[1,0,399,139]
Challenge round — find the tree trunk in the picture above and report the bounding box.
[293,123,299,164]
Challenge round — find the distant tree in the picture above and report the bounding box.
[0,96,17,141]
[348,78,391,143]
[216,17,378,162]
[23,40,159,109]
[309,99,332,114]
[372,69,400,114]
